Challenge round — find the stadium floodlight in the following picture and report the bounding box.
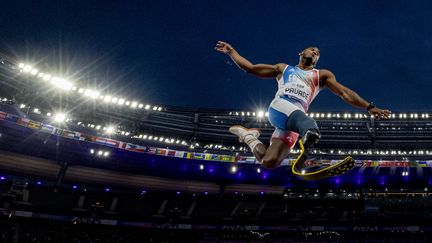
[85,89,100,99]
[95,125,101,130]
[104,96,112,102]
[143,135,148,139]
[47,112,51,117]
[111,97,118,103]
[19,104,26,109]
[18,63,25,68]
[38,72,44,78]
[153,106,157,111]
[199,164,204,170]
[51,77,73,91]
[30,68,38,75]
[241,112,245,116]
[97,150,103,156]
[117,98,125,105]
[257,110,264,118]
[53,113,66,123]
[247,112,250,116]
[257,168,261,173]
[106,126,115,134]
[23,65,32,73]
[90,149,94,154]
[125,101,130,106]
[138,104,144,108]
[43,74,51,81]
[157,107,162,111]
[131,101,138,108]
[154,137,158,141]
[159,137,164,142]
[33,108,40,114]
[145,104,150,110]
[175,140,180,144]
[103,151,109,157]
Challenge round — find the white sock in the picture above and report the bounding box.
[243,134,263,152]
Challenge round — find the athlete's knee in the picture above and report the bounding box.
[285,110,319,137]
[261,155,281,169]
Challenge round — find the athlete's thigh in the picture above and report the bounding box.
[262,129,299,167]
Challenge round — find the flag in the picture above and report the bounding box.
[167,150,176,157]
[183,152,192,159]
[155,149,167,156]
[17,118,30,127]
[95,137,107,145]
[193,153,204,160]
[220,155,234,162]
[81,134,96,142]
[0,111,6,120]
[62,130,80,139]
[41,124,55,134]
[148,148,157,154]
[174,151,185,158]
[4,114,18,123]
[418,161,427,167]
[125,143,147,153]
[27,120,41,130]
[55,128,64,136]
[105,139,120,148]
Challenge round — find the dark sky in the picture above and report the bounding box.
[1,0,431,111]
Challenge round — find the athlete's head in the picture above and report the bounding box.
[299,46,320,67]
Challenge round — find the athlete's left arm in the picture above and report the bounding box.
[320,69,392,119]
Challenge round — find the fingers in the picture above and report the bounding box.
[375,109,392,119]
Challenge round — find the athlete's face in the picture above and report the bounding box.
[299,47,320,65]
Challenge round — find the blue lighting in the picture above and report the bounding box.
[105,188,110,192]
[0,176,5,180]
[72,185,78,189]
[204,191,208,195]
[36,181,42,185]
[141,190,147,195]
[176,191,181,195]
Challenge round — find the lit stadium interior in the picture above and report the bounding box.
[2,1,432,241]
[1,49,432,242]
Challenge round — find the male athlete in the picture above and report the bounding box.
[215,41,391,177]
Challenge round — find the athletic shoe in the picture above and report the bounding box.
[229,125,260,143]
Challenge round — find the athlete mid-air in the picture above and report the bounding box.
[215,41,391,179]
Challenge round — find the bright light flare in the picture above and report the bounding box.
[51,77,73,91]
[53,113,66,123]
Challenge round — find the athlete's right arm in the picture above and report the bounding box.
[215,41,285,79]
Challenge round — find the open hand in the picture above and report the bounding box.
[368,107,392,119]
[215,41,233,54]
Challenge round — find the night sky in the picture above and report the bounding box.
[1,0,431,111]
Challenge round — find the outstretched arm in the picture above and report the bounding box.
[215,41,285,79]
[320,69,392,119]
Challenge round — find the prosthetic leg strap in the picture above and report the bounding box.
[291,139,355,180]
